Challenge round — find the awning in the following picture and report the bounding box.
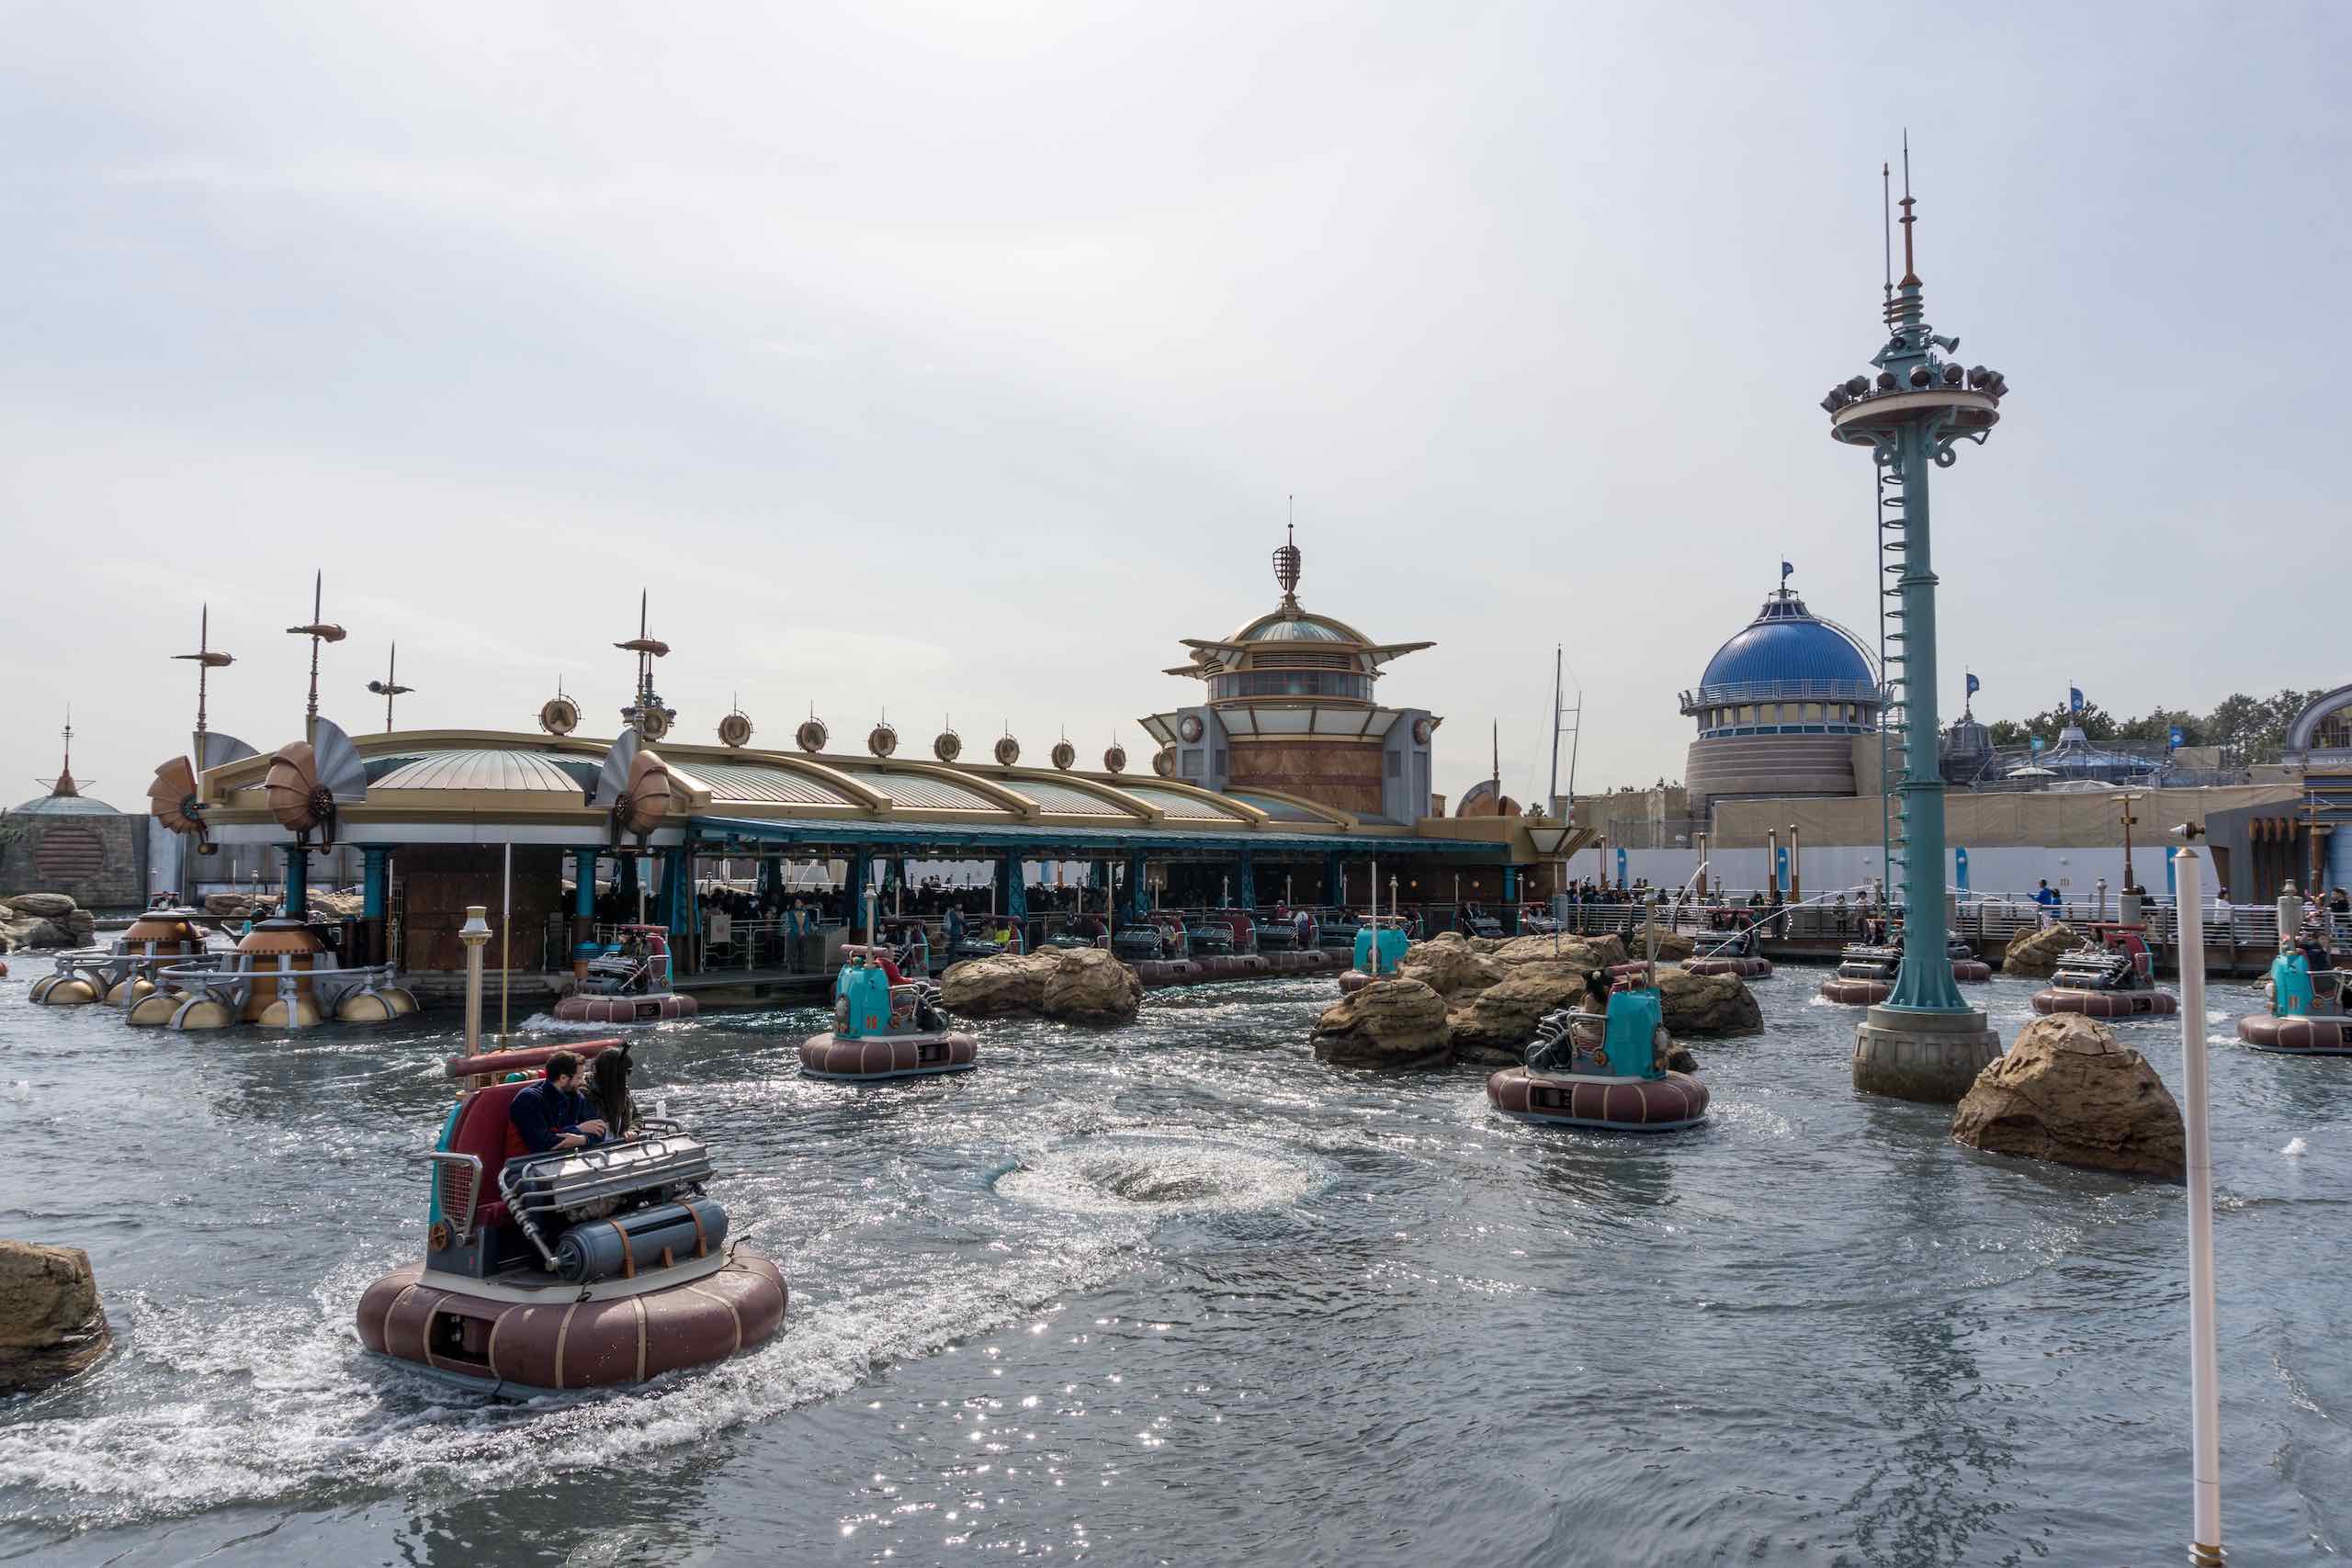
[688,815,1496,859]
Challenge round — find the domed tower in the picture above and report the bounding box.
[1679,575,1881,817]
[1138,525,1439,819]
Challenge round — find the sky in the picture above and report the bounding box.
[2,2,2345,814]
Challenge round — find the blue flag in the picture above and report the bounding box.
[1780,559,1794,584]
[1965,671,1980,697]
[2168,725,2185,748]
[2068,686,2085,713]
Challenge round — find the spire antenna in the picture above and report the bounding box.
[1898,130,1919,288]
[285,569,348,744]
[1881,161,1894,315]
[1272,502,1304,610]
[367,642,415,731]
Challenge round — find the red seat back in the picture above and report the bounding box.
[444,1080,531,1231]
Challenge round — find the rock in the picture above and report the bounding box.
[204,893,260,918]
[1666,1044,1701,1074]
[2003,921,2078,979]
[1448,963,1594,1057]
[1312,979,1453,1070]
[1486,932,1627,969]
[1396,941,1506,1001]
[1653,966,1764,1036]
[0,1240,110,1393]
[4,893,77,919]
[0,915,74,951]
[1624,923,1695,963]
[311,892,365,919]
[939,953,1052,1017]
[1951,1014,2186,1180]
[1039,947,1143,1025]
[62,910,96,942]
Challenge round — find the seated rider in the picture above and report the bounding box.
[509,1050,610,1156]
[588,1048,639,1140]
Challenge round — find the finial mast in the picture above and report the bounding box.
[40,708,84,798]
[1272,502,1303,611]
[1881,161,1893,316]
[614,588,674,738]
[175,604,235,764]
[1898,130,1918,288]
[285,570,347,745]
[367,643,414,731]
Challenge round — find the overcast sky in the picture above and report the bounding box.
[3,3,2344,814]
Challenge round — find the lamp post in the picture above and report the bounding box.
[2172,842,2224,1567]
[2114,792,2145,895]
[458,905,491,1061]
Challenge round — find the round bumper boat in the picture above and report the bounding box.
[1487,992,1707,1133]
[555,991,699,1024]
[1685,954,1772,978]
[556,924,698,1025]
[800,946,977,1080]
[2031,986,2177,1018]
[357,1041,785,1395]
[2237,1012,2352,1054]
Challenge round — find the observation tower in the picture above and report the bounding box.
[1817,149,2012,1101]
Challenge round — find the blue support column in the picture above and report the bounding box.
[663,846,692,947]
[1237,851,1257,912]
[571,849,599,969]
[1125,852,1148,922]
[616,854,641,914]
[362,847,389,919]
[845,852,870,938]
[1885,418,1963,1012]
[1324,852,1342,908]
[282,846,308,919]
[1001,855,1027,926]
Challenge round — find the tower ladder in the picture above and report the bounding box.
[1875,446,1910,905]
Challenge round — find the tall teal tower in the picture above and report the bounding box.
[1819,148,2010,1101]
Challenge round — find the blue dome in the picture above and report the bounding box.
[1697,592,1873,693]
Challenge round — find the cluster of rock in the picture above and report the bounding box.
[1310,930,1761,1070]
[2000,921,2077,979]
[201,890,364,919]
[1951,1014,2186,1180]
[0,1240,109,1393]
[938,947,1144,1025]
[0,892,97,953]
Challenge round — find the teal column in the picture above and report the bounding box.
[1001,856,1027,921]
[282,847,308,919]
[616,854,641,913]
[1887,419,1964,1011]
[663,846,692,943]
[571,849,598,966]
[1125,852,1148,922]
[1324,852,1342,907]
[1502,864,1520,903]
[1237,851,1257,911]
[845,852,870,936]
[361,847,390,919]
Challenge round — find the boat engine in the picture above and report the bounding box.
[553,1196,729,1283]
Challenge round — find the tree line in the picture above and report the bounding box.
[1977,689,2325,763]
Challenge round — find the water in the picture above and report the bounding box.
[1,964,2346,1565]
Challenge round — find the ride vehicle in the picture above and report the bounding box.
[555,923,699,1023]
[356,1041,785,1393]
[800,945,977,1079]
[1486,978,1708,1132]
[2031,922,2178,1018]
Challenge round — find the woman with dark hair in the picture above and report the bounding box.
[588,1048,640,1140]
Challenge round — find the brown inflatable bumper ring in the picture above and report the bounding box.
[1486,1066,1709,1131]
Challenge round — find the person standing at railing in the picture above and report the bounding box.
[2032,880,2061,929]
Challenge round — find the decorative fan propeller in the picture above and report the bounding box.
[796,716,829,753]
[591,729,673,846]
[933,726,963,762]
[147,756,212,851]
[1152,746,1176,778]
[1103,742,1127,774]
[993,734,1021,767]
[540,695,582,736]
[718,709,753,748]
[263,717,367,850]
[1050,739,1077,772]
[198,731,258,771]
[867,720,899,758]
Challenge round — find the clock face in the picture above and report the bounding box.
[1178,714,1204,743]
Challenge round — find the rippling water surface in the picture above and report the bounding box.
[0,963,2346,1565]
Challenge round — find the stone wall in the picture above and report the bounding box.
[1226,737,1383,816]
[0,816,149,910]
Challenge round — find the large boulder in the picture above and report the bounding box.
[1040,947,1143,1024]
[0,914,74,952]
[5,893,77,919]
[0,1240,110,1393]
[1397,940,1506,1001]
[1623,923,1695,964]
[1653,965,1764,1036]
[1486,932,1626,969]
[1449,963,1595,1062]
[2003,921,2078,978]
[1951,1014,2186,1180]
[204,892,261,918]
[1312,979,1453,1070]
[939,953,1052,1017]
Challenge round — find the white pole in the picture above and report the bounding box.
[2174,845,2224,1567]
[1369,856,1379,975]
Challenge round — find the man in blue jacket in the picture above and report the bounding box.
[509,1050,609,1155]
